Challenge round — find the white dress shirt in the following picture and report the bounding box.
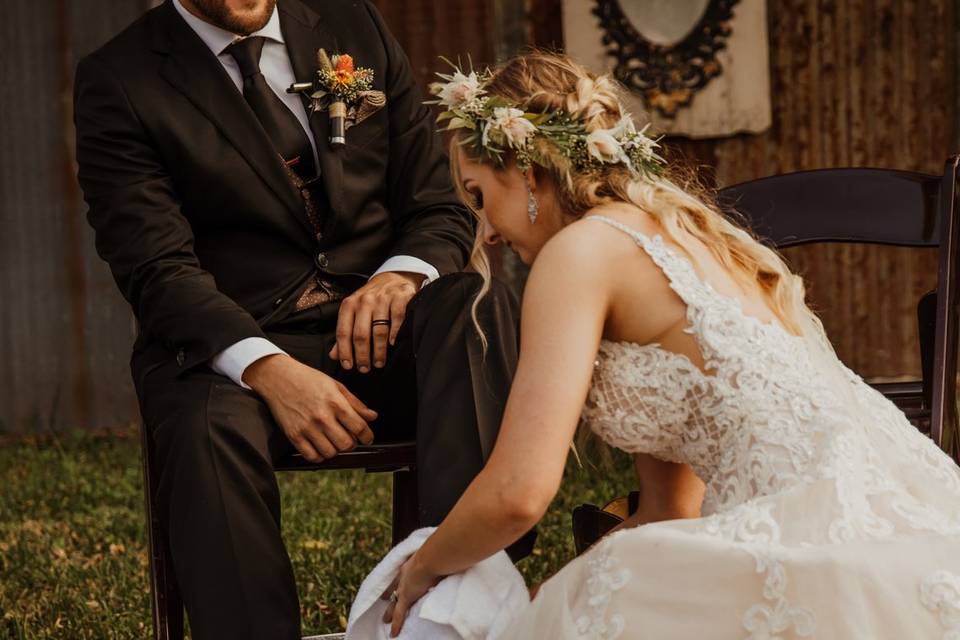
[173,0,439,388]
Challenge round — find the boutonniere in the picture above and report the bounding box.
[288,49,386,149]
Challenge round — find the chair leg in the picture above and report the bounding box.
[140,424,185,640]
[152,527,185,640]
[391,468,420,546]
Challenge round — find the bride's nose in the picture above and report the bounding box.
[482,220,502,246]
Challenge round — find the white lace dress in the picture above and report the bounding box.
[497,216,960,639]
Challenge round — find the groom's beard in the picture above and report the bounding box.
[188,0,277,35]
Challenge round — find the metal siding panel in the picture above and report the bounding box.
[1,0,156,433]
[2,0,76,433]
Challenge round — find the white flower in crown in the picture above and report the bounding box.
[623,122,665,165]
[585,128,625,164]
[428,59,665,177]
[432,70,486,111]
[485,107,538,149]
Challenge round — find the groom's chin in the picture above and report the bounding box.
[192,0,276,35]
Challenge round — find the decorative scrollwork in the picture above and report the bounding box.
[593,0,740,118]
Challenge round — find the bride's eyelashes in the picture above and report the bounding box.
[469,190,484,210]
[461,179,484,210]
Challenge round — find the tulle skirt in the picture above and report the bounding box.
[498,507,959,639]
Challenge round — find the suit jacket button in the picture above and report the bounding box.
[315,252,329,269]
[274,297,284,307]
[176,348,185,367]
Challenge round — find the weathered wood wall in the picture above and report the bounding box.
[533,0,954,380]
[713,0,952,380]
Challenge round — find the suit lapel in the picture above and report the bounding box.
[278,0,347,220]
[153,1,313,236]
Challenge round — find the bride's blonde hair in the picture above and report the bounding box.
[451,51,823,347]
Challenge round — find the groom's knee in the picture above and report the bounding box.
[147,375,282,502]
[413,272,519,329]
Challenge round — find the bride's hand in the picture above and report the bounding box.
[380,552,441,637]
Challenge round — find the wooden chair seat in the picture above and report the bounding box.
[275,441,416,472]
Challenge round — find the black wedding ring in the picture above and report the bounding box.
[371,319,391,327]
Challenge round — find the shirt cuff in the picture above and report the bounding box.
[209,337,287,390]
[371,255,440,288]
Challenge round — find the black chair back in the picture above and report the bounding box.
[719,168,942,248]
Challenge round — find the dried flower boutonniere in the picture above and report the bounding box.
[287,49,385,149]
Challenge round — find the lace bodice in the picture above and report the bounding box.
[580,215,960,518]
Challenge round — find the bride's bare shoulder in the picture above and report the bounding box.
[521,217,624,305]
[533,205,665,281]
[541,209,636,260]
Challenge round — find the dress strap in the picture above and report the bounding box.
[585,215,709,309]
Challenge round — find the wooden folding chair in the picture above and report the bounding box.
[140,423,418,640]
[717,156,960,455]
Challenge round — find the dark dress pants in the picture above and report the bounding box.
[138,273,527,640]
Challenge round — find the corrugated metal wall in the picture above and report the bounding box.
[1,0,954,432]
[1,1,156,435]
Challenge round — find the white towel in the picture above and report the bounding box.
[345,527,530,640]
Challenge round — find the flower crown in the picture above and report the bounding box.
[428,59,665,179]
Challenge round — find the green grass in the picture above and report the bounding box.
[0,429,634,639]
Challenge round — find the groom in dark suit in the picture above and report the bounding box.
[74,0,526,637]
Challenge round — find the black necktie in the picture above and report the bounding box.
[225,36,316,180]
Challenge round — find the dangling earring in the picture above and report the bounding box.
[526,180,539,224]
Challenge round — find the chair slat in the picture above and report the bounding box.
[719,168,941,247]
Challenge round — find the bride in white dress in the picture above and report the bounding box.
[375,52,960,638]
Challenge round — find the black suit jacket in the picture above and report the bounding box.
[74,0,473,385]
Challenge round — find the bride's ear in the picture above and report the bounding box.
[524,166,540,193]
[526,165,558,200]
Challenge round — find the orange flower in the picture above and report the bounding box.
[334,69,355,86]
[335,54,355,74]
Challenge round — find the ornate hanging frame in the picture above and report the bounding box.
[592,0,740,118]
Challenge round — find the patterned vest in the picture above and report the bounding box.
[280,160,346,311]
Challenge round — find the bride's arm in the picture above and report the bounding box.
[385,233,611,631]
[420,238,609,570]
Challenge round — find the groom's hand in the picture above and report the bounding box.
[244,354,377,462]
[329,271,422,373]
